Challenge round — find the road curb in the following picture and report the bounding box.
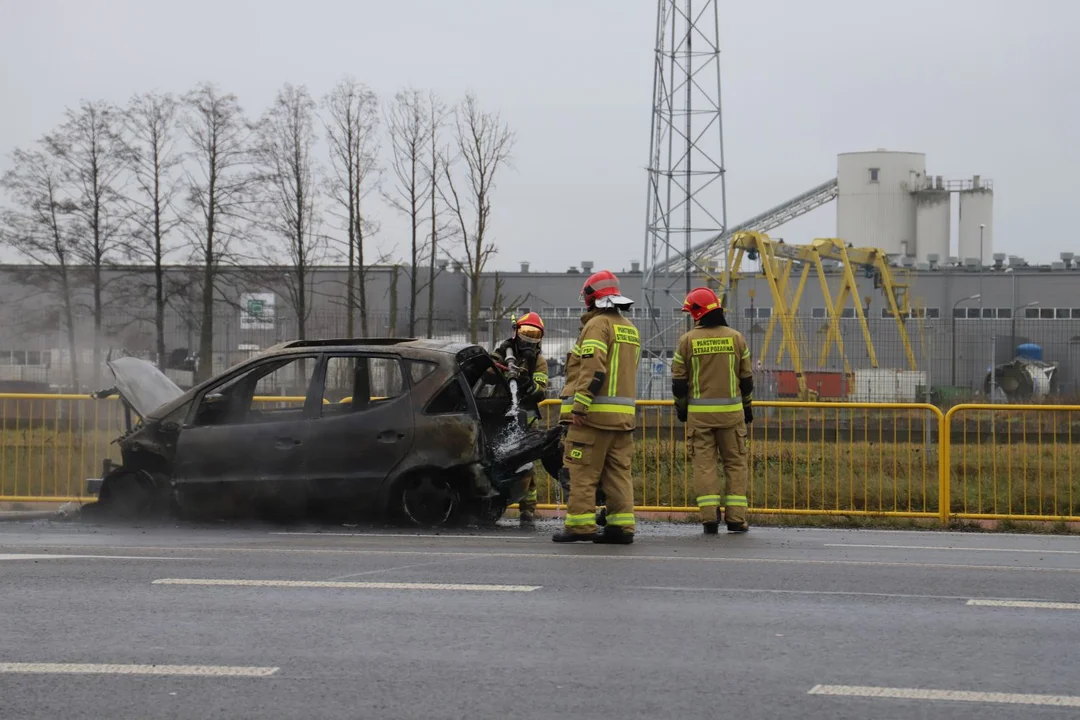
[0,511,58,522]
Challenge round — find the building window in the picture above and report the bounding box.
[966,308,981,319]
[869,168,880,183]
[1057,308,1071,319]
[881,308,893,319]
[1025,308,1040,319]
[1040,308,1054,319]
[841,308,856,319]
[982,308,996,319]
[743,308,754,319]
[517,307,530,315]
[926,308,940,319]
[757,308,772,319]
[671,308,683,318]
[997,308,1012,319]
[1072,309,1080,319]
[811,307,826,319]
[953,308,967,319]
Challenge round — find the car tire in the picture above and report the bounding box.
[96,470,159,521]
[401,473,458,528]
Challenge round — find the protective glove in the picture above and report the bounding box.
[674,398,688,423]
[517,376,536,398]
[743,404,754,425]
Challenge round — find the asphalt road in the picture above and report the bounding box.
[2,518,1079,719]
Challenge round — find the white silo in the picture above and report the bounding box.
[958,176,993,265]
[837,150,925,256]
[914,177,950,263]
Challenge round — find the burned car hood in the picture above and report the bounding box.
[106,357,185,418]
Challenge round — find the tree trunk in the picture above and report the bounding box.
[469,272,481,344]
[346,212,356,338]
[60,270,79,391]
[154,172,166,370]
[389,265,399,337]
[357,217,368,336]
[426,155,437,339]
[198,244,214,383]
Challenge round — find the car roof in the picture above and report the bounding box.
[258,338,480,358]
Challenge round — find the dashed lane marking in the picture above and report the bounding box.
[153,578,541,592]
[0,554,194,561]
[0,663,278,677]
[967,599,1080,611]
[808,684,1080,708]
[272,532,536,541]
[825,543,1080,555]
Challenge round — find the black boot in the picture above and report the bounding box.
[726,520,749,534]
[552,530,599,543]
[595,508,607,527]
[593,526,634,545]
[703,521,719,535]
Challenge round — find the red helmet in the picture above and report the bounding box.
[513,312,544,342]
[580,269,621,306]
[682,287,722,322]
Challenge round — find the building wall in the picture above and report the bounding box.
[3,262,1080,395]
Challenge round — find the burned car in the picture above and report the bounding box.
[87,339,563,526]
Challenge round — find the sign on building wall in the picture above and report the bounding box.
[240,293,276,330]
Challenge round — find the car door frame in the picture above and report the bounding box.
[171,353,323,487]
[298,351,416,501]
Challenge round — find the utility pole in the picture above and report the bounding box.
[642,0,728,352]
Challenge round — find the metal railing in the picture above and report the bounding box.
[944,404,1080,522]
[534,400,947,521]
[2,393,1078,525]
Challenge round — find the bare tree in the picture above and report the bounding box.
[46,100,129,384]
[323,77,380,337]
[441,93,516,343]
[254,83,323,341]
[385,89,432,337]
[0,145,81,388]
[424,92,450,338]
[180,83,256,382]
[123,91,183,369]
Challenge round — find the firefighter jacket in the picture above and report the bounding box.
[492,339,548,408]
[561,309,640,431]
[672,324,753,428]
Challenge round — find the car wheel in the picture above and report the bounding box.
[97,470,158,521]
[401,473,458,527]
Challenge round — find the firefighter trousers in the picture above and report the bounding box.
[520,469,538,517]
[689,423,749,524]
[563,425,635,535]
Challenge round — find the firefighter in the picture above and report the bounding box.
[671,287,754,534]
[492,312,549,526]
[553,270,640,545]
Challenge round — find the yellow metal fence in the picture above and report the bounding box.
[2,393,1078,524]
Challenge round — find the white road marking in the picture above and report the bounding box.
[634,586,976,601]
[153,578,540,592]
[18,544,1080,574]
[967,599,1080,611]
[272,532,536,541]
[826,543,1080,555]
[808,684,1080,708]
[0,663,278,677]
[0,554,192,561]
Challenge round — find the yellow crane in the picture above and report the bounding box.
[717,231,917,400]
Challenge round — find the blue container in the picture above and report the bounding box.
[1016,343,1042,361]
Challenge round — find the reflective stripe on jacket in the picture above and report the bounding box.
[562,309,640,431]
[672,325,752,428]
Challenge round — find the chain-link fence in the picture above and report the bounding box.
[1,306,1078,404]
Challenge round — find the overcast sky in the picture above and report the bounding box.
[2,0,1076,271]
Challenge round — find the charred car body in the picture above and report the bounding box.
[88,339,563,526]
